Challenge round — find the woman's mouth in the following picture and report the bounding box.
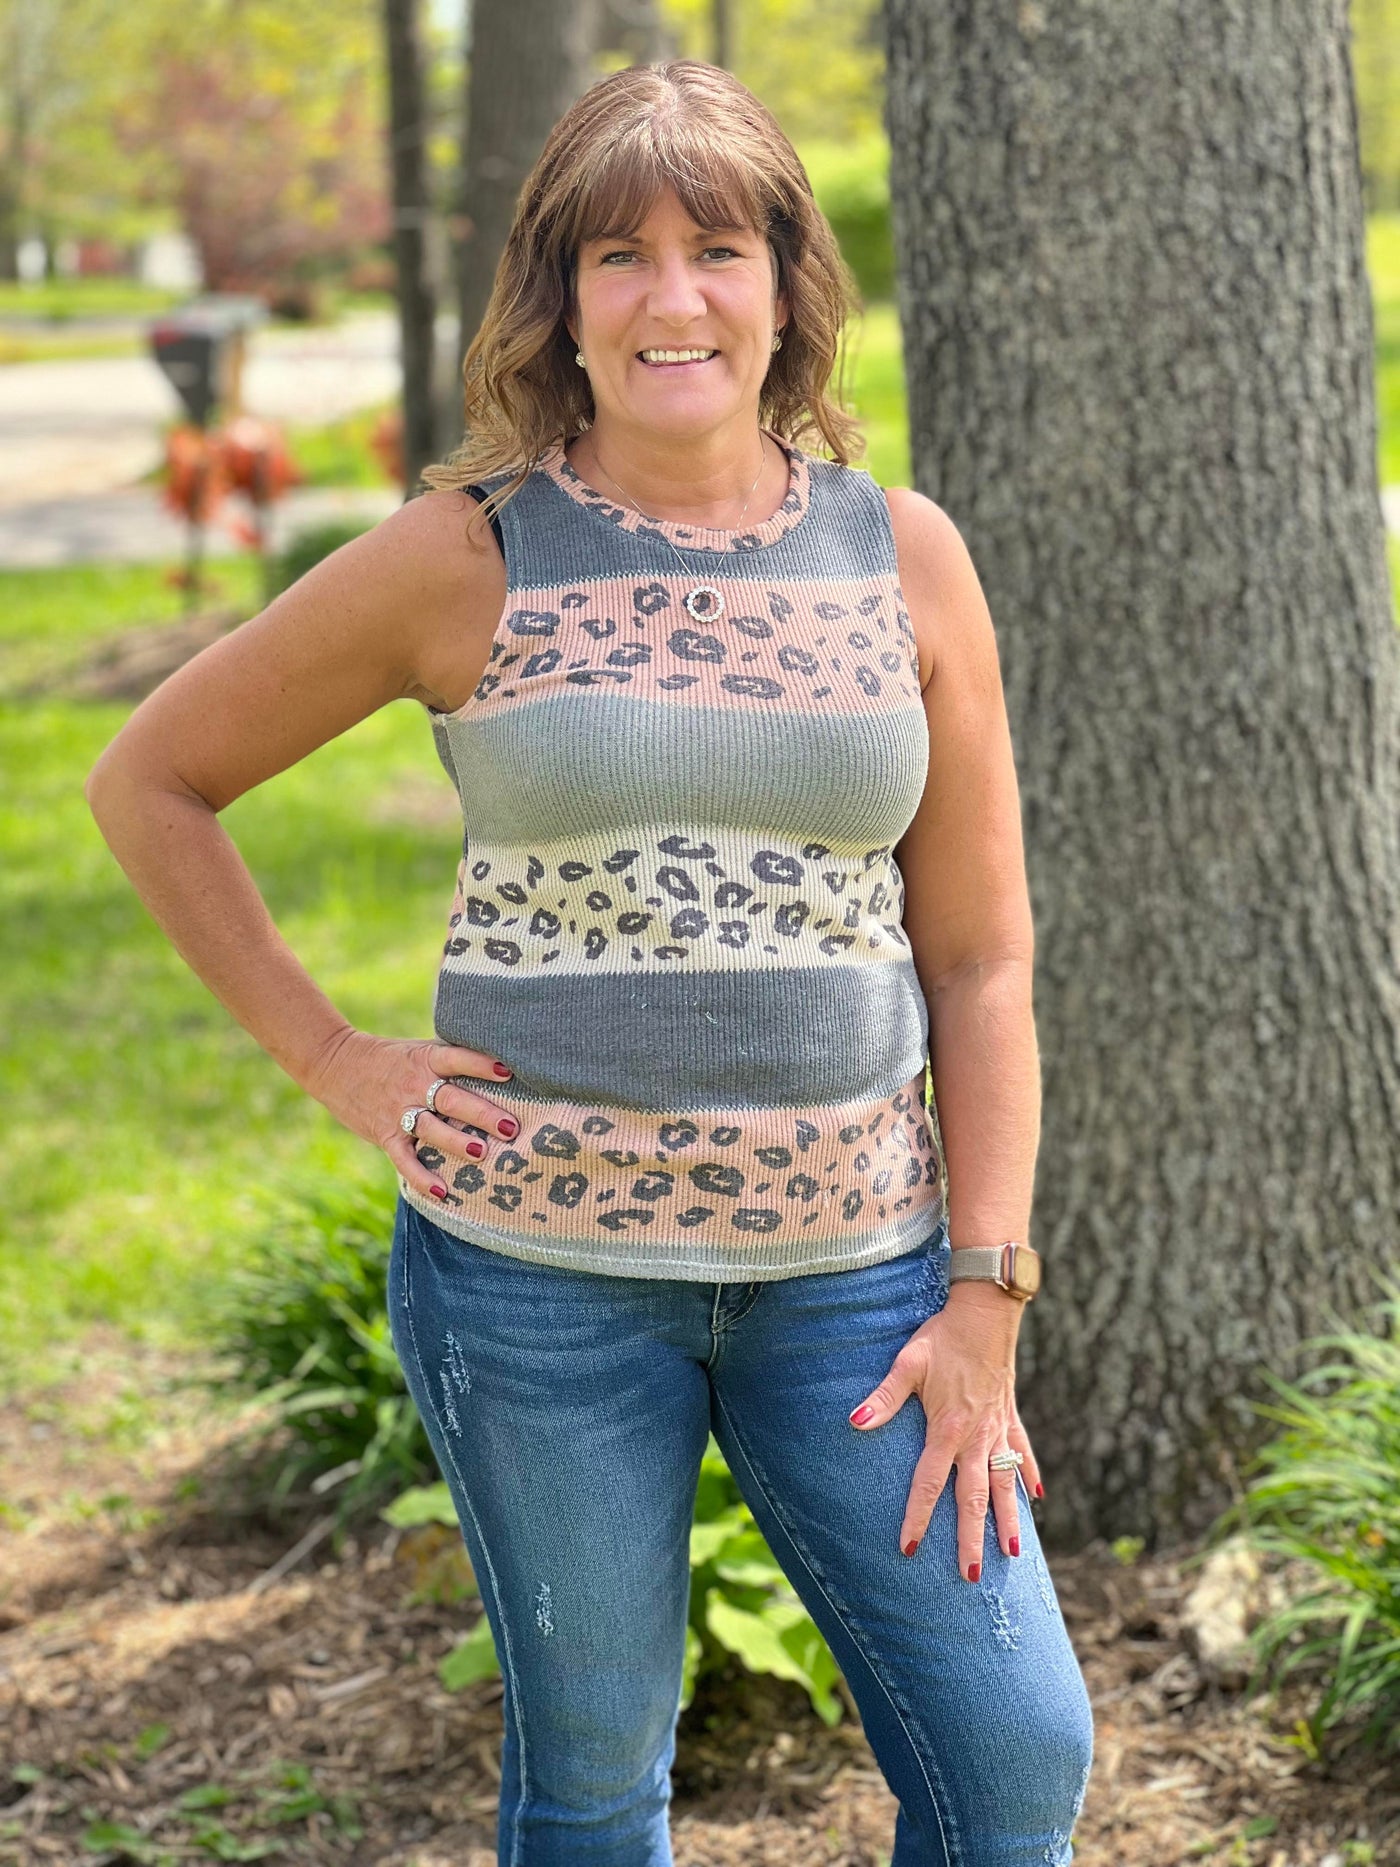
[636,348,719,369]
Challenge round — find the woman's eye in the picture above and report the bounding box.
[599,247,739,264]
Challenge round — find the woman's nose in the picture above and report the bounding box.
[646,257,708,314]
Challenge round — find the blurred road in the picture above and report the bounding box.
[0,311,406,566]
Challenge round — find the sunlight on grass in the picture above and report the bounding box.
[0,682,462,1389]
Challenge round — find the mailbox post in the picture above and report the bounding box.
[148,295,269,611]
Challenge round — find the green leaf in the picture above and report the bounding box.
[80,1822,161,1862]
[705,1596,813,1688]
[381,1483,459,1527]
[439,1614,501,1691]
[177,1784,233,1810]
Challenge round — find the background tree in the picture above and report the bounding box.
[385,0,439,492]
[440,0,602,453]
[883,0,1400,1547]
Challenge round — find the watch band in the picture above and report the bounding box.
[947,1241,1041,1300]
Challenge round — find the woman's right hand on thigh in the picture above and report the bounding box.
[308,1029,519,1200]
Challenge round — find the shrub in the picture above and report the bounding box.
[1223,1282,1400,1751]
[802,135,895,305]
[383,1436,846,1724]
[198,1171,434,1526]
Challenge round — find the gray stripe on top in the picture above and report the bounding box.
[433,957,930,1110]
[478,453,898,585]
[431,692,928,851]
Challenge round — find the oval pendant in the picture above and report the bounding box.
[685,584,724,622]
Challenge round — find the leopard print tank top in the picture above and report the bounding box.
[397,426,947,1279]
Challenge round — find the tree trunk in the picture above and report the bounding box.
[383,0,439,496]
[441,0,602,451]
[883,0,1400,1548]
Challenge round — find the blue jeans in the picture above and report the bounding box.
[388,1193,1094,1866]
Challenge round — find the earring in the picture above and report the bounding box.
[576,351,586,367]
[772,331,783,351]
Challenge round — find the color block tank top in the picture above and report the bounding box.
[396,427,947,1279]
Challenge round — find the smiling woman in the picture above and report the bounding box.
[85,55,1093,1867]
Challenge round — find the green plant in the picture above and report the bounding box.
[1221,1281,1400,1751]
[802,136,895,304]
[385,1436,846,1725]
[197,1170,433,1524]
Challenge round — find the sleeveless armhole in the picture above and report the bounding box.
[464,482,506,559]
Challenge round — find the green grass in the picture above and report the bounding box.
[0,278,189,321]
[1368,213,1400,487]
[839,301,910,486]
[0,561,463,1389]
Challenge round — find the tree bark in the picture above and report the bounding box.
[383,0,439,495]
[441,0,604,451]
[883,0,1400,1548]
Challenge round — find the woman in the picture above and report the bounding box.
[87,58,1093,1867]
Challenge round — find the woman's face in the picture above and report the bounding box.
[567,185,788,442]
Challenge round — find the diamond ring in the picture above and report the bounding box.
[988,1450,1024,1472]
[400,1105,432,1136]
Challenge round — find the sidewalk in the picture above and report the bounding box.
[0,483,402,570]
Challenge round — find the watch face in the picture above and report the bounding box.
[1010,1248,1042,1297]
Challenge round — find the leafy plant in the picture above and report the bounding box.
[196,1170,433,1525]
[385,1437,846,1725]
[1220,1281,1400,1751]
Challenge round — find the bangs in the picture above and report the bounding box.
[563,123,776,251]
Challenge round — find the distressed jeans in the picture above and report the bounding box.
[387,1193,1094,1867]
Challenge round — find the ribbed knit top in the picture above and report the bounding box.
[396,426,947,1280]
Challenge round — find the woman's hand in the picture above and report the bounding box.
[307,1029,519,1203]
[846,1282,1041,1580]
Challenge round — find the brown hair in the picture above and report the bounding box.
[419,58,867,536]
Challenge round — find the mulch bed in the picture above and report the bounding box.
[2,1331,1397,1867]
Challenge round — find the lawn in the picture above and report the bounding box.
[0,561,460,1389]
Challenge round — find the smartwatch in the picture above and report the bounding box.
[946,1241,1042,1301]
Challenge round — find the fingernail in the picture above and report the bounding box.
[902,1537,919,1557]
[1009,1537,1020,1557]
[430,1183,446,1199]
[499,1116,518,1138]
[967,1562,981,1584]
[1035,1482,1044,1499]
[492,1061,512,1077]
[849,1404,875,1425]
[466,1140,485,1158]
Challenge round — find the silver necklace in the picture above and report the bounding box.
[587,437,769,623]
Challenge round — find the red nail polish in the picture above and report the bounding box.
[849,1404,875,1425]
[967,1562,981,1583]
[430,1183,446,1199]
[499,1117,518,1138]
[903,1538,919,1557]
[1035,1482,1044,1499]
[466,1140,485,1158]
[1009,1537,1020,1557]
[492,1061,512,1077]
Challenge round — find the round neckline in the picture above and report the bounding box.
[538,425,811,554]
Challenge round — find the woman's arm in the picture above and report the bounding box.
[83,490,517,1186]
[887,485,1039,1268]
[845,486,1041,1579]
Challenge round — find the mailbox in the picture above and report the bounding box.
[148,293,267,428]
